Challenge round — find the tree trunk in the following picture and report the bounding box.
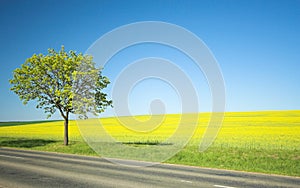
[64,116,69,146]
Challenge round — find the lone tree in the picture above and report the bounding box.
[10,46,112,145]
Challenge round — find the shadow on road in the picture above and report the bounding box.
[0,138,56,148]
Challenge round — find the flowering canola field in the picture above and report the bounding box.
[0,110,299,176]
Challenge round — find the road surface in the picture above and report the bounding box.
[0,148,299,188]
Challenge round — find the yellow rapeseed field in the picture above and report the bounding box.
[1,110,299,150]
[1,110,299,175]
[0,121,83,141]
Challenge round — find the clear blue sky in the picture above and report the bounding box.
[0,0,299,121]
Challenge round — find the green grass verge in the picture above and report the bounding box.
[1,136,298,176]
[167,145,300,176]
[0,137,97,156]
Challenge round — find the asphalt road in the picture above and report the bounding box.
[0,148,299,188]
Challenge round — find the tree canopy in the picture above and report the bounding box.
[10,46,112,145]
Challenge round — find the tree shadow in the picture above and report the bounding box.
[0,138,56,148]
[122,141,173,146]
